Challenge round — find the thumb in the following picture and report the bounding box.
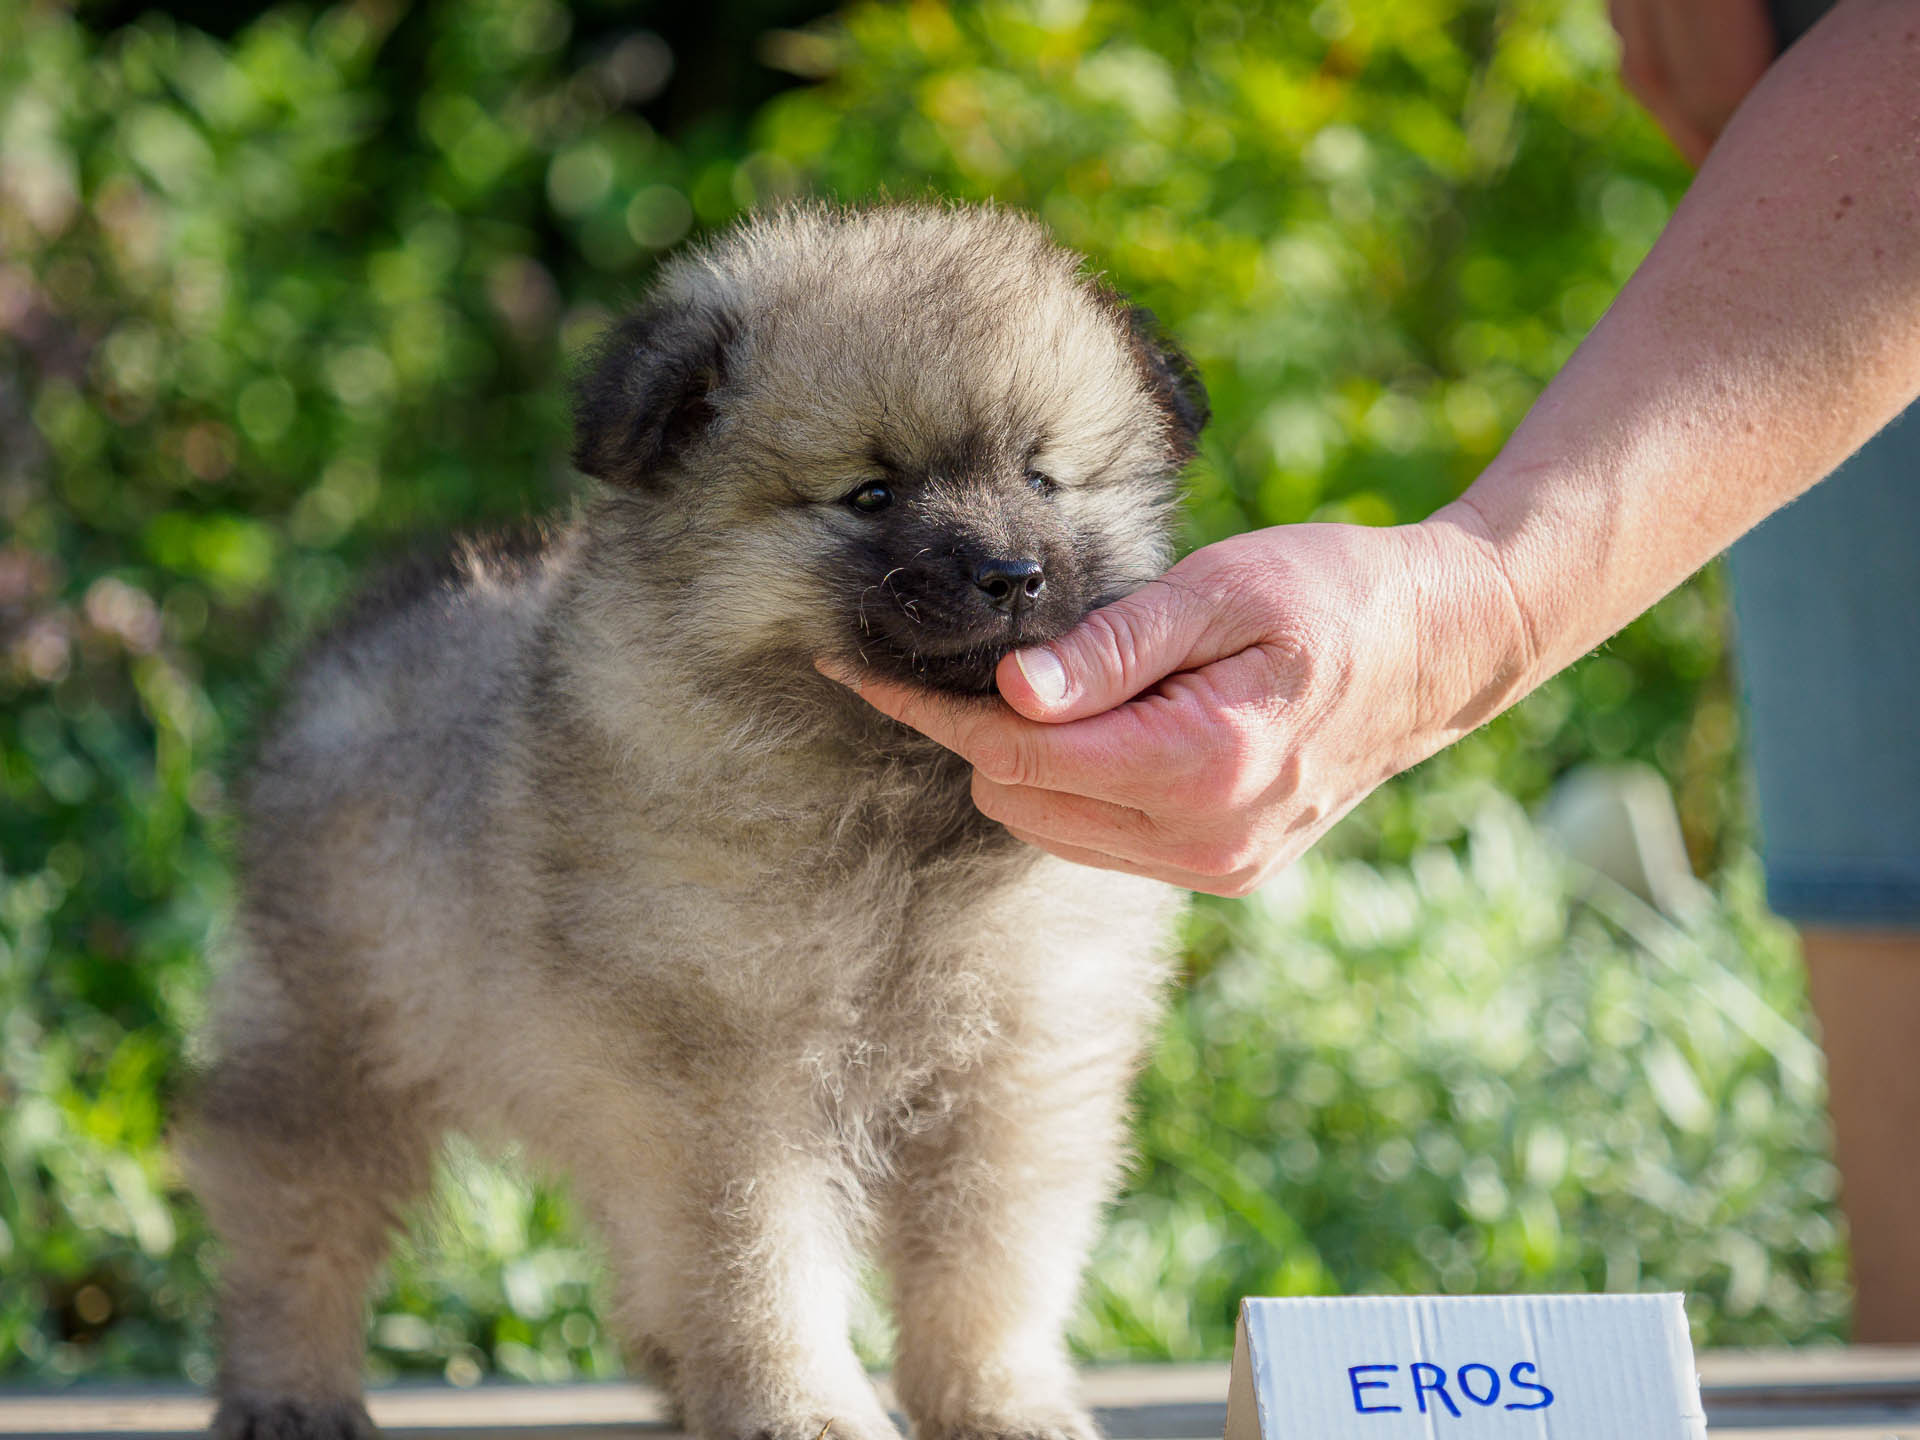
[996,561,1236,722]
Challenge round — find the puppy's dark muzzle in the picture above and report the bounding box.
[973,557,1045,616]
[841,524,1086,693]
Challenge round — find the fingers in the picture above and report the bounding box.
[1000,819,1288,899]
[818,658,1208,876]
[817,529,1328,895]
[995,546,1258,723]
[821,666,1019,767]
[1001,826,1201,890]
[971,771,1166,860]
[824,636,1297,816]
[818,667,1128,803]
[824,666,1195,808]
[973,767,1289,898]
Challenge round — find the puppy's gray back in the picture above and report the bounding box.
[235,531,576,1025]
[254,530,562,794]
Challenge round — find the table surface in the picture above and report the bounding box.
[3,1349,1917,1439]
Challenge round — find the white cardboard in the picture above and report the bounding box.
[1225,1294,1705,1440]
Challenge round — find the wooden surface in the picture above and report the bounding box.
[2,1350,1916,1438]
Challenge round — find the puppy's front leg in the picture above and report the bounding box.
[884,1046,1138,1440]
[573,1113,898,1440]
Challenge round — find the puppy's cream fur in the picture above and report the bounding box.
[182,204,1205,1440]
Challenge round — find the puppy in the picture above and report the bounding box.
[182,203,1208,1440]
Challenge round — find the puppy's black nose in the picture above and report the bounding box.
[974,557,1046,615]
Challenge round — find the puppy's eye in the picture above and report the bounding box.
[846,481,893,514]
[1025,469,1056,496]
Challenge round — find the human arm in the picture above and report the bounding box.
[1608,0,1776,165]
[1450,0,1920,689]
[826,0,1920,895]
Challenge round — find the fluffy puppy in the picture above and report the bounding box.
[182,203,1208,1440]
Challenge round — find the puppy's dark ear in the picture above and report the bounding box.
[572,300,733,487]
[1122,306,1209,464]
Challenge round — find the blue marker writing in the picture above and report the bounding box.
[1410,1362,1462,1418]
[1456,1363,1501,1407]
[1348,1365,1402,1414]
[1505,1361,1555,1410]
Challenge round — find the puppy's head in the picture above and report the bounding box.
[573,204,1207,694]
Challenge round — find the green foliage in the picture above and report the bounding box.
[0,0,695,1378]
[0,0,1841,1383]
[1091,813,1842,1358]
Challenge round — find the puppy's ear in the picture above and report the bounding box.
[572,300,733,487]
[1122,305,1210,464]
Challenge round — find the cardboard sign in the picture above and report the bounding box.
[1225,1294,1705,1439]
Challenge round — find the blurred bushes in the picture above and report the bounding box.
[0,0,1839,1382]
[1094,807,1841,1357]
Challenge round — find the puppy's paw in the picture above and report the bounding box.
[694,1400,900,1440]
[726,1410,902,1440]
[210,1393,377,1440]
[698,1416,883,1440]
[926,1407,1102,1440]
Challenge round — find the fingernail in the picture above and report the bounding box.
[1014,646,1068,705]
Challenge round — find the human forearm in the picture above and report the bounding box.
[1436,0,1920,697]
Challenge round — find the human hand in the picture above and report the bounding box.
[1609,0,1776,165]
[820,514,1532,896]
